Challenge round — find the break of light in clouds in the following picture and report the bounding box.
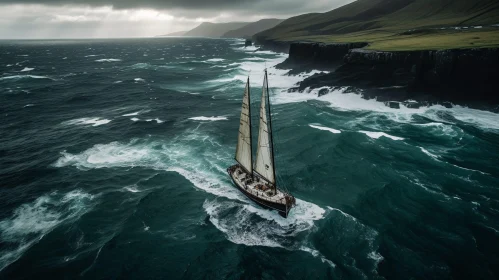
[0,0,354,39]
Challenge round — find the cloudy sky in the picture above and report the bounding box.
[0,0,353,39]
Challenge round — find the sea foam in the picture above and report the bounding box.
[62,117,111,127]
[189,116,228,121]
[309,124,341,134]
[359,131,404,141]
[0,190,95,272]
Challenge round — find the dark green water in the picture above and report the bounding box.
[0,38,498,279]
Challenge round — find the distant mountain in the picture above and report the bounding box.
[222,19,284,39]
[183,22,250,38]
[159,30,187,37]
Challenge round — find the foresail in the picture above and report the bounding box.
[254,72,275,184]
[235,78,253,173]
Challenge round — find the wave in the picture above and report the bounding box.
[273,87,499,132]
[206,58,225,62]
[62,117,111,127]
[188,116,228,121]
[52,134,327,256]
[419,147,440,160]
[325,206,383,275]
[122,111,140,117]
[134,78,145,82]
[95,58,122,62]
[146,118,164,124]
[20,67,34,72]
[0,75,52,81]
[0,190,95,272]
[309,124,341,134]
[359,131,404,141]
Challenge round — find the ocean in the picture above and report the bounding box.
[0,37,498,279]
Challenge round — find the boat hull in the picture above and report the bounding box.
[228,169,290,218]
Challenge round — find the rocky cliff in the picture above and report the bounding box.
[282,42,499,106]
[283,42,368,69]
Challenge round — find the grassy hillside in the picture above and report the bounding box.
[254,0,499,51]
[222,19,284,39]
[184,22,250,38]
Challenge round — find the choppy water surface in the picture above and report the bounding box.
[0,38,498,279]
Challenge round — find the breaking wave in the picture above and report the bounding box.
[0,190,95,271]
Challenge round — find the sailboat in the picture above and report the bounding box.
[227,70,296,218]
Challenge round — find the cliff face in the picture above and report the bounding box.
[343,48,499,103]
[283,41,499,105]
[287,42,368,66]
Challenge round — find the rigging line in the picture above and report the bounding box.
[267,85,291,194]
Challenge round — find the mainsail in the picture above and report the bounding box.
[235,78,253,173]
[254,70,276,184]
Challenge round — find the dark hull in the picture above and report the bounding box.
[229,173,290,218]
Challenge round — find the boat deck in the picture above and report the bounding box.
[230,166,287,205]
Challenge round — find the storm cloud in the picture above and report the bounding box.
[0,0,353,38]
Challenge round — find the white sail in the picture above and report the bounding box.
[254,72,275,184]
[235,78,253,173]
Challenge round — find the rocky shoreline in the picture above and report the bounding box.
[256,40,499,110]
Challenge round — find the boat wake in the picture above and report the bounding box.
[53,129,331,264]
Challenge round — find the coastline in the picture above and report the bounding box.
[254,39,499,111]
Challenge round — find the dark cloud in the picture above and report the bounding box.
[0,0,353,38]
[0,0,349,14]
[0,0,263,10]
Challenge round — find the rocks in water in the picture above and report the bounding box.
[402,100,422,109]
[318,88,329,96]
[245,39,252,47]
[440,101,453,108]
[384,101,400,109]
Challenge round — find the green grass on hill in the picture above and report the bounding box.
[254,0,499,51]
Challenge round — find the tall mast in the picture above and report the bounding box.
[248,77,253,172]
[254,70,276,186]
[265,69,277,191]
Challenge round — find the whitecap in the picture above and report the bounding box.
[95,58,122,62]
[134,78,145,82]
[130,117,140,122]
[122,111,140,117]
[309,124,341,134]
[189,116,228,121]
[20,67,34,72]
[23,104,34,108]
[0,190,95,272]
[62,117,111,127]
[206,58,225,62]
[0,75,52,81]
[359,131,404,140]
[419,147,440,160]
[146,118,164,124]
[124,186,141,193]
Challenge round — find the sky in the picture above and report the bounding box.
[0,0,353,39]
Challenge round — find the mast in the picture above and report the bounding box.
[235,77,253,173]
[265,69,277,191]
[254,69,276,186]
